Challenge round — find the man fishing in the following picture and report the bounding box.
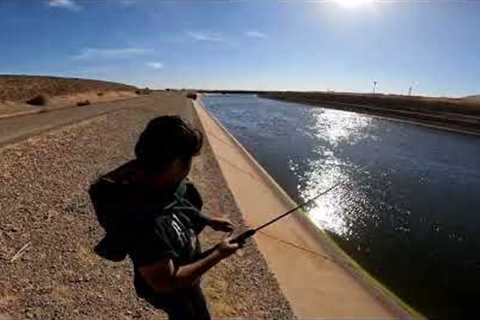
[89,115,241,320]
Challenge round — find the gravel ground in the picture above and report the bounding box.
[0,94,294,319]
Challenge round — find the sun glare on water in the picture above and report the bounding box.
[334,0,375,9]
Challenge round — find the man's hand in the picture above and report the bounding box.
[139,236,241,293]
[216,236,241,258]
[208,217,234,232]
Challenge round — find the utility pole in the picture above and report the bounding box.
[408,86,413,96]
[373,81,377,94]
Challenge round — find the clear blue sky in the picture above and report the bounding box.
[1,0,479,97]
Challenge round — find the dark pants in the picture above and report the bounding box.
[144,284,211,320]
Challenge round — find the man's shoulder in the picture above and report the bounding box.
[183,180,203,210]
[89,161,139,200]
[89,176,130,204]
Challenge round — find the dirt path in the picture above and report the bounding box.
[0,93,173,147]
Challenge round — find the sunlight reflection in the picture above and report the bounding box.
[333,0,375,9]
[311,108,372,147]
[291,108,372,236]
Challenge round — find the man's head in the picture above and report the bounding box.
[135,115,203,191]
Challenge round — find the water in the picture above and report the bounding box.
[202,94,480,319]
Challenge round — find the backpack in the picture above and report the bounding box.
[89,178,205,262]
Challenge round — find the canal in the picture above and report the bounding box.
[202,94,480,319]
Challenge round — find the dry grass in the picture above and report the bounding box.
[26,94,47,106]
[76,100,91,107]
[135,88,152,95]
[186,92,198,100]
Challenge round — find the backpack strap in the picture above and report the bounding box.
[170,181,211,232]
[162,180,189,210]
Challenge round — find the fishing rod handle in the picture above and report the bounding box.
[199,229,255,258]
[231,229,256,244]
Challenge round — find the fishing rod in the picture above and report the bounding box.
[231,176,352,245]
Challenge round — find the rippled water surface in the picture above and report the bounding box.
[202,94,480,319]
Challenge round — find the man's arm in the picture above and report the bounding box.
[138,237,239,293]
[184,181,235,233]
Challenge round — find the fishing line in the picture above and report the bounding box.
[196,171,362,260]
[256,230,331,261]
[232,174,356,244]
[198,113,372,249]
[202,127,371,245]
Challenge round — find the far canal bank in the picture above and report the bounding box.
[259,92,480,136]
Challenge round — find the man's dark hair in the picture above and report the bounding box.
[135,115,203,171]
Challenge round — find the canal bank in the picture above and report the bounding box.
[193,98,421,319]
[0,93,295,319]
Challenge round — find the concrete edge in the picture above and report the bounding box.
[194,97,425,320]
[188,99,297,318]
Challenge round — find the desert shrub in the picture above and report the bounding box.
[77,100,91,106]
[26,94,47,106]
[135,88,152,95]
[97,92,104,97]
[186,93,197,100]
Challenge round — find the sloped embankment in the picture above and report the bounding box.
[0,75,139,117]
[0,75,137,103]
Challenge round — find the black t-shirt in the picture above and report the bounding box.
[89,175,208,298]
[130,203,205,298]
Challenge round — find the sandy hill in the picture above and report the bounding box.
[462,95,480,104]
[0,75,137,103]
[0,75,142,117]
